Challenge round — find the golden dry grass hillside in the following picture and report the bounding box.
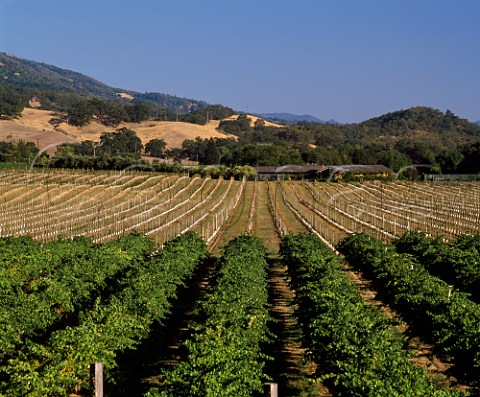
[0,108,78,155]
[0,109,282,155]
[58,118,236,149]
[223,114,283,128]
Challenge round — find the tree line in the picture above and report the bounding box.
[2,123,477,176]
[2,84,480,175]
[177,110,480,174]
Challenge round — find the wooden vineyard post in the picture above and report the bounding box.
[90,362,103,397]
[264,382,278,397]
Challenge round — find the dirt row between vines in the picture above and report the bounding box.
[253,182,331,395]
[109,258,213,396]
[266,258,332,397]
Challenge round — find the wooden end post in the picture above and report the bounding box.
[90,362,103,397]
[264,382,278,397]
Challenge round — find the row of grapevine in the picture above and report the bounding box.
[280,232,463,396]
[312,181,480,240]
[278,180,480,252]
[150,235,272,397]
[394,232,480,303]
[266,181,287,236]
[0,169,248,248]
[0,169,256,251]
[337,233,480,387]
[0,171,180,239]
[306,182,396,239]
[0,233,153,362]
[187,175,246,244]
[1,169,479,251]
[279,183,347,247]
[0,232,208,396]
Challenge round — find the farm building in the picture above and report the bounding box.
[319,165,392,180]
[255,164,392,180]
[254,165,326,180]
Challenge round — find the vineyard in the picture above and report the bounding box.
[0,168,479,396]
[1,169,479,251]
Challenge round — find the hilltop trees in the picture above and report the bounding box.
[52,128,144,169]
[219,115,252,134]
[66,97,152,126]
[177,105,235,125]
[359,106,480,136]
[67,98,95,126]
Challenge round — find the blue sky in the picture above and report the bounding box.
[1,0,479,123]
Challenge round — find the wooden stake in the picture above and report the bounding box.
[264,382,278,397]
[91,362,103,397]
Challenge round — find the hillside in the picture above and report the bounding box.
[0,52,207,113]
[1,54,479,172]
[0,108,78,155]
[0,108,237,154]
[0,53,119,99]
[359,106,480,138]
[60,116,236,149]
[223,114,283,128]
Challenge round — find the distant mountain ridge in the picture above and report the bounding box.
[258,112,338,124]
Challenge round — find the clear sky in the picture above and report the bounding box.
[1,0,479,123]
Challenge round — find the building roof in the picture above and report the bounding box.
[325,165,391,173]
[255,165,326,174]
[254,164,391,174]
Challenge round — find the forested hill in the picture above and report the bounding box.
[257,112,332,124]
[0,52,121,98]
[212,107,480,173]
[359,107,480,138]
[0,52,207,113]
